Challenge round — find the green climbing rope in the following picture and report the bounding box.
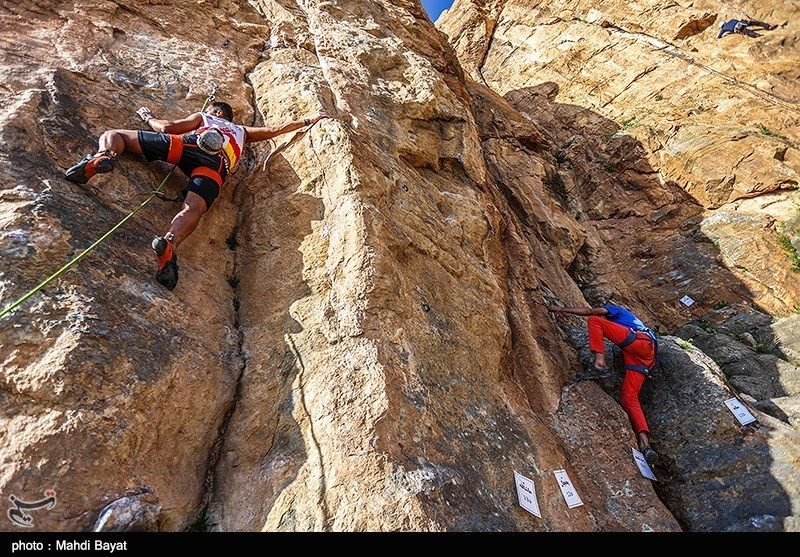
[0,84,218,320]
[0,171,174,319]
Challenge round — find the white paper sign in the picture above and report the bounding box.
[513,471,541,518]
[553,469,583,508]
[632,448,657,481]
[724,397,757,425]
[680,295,695,307]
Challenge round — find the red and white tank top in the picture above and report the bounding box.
[196,113,246,170]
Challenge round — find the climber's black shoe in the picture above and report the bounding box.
[642,446,659,466]
[152,236,178,290]
[65,151,115,184]
[576,366,611,381]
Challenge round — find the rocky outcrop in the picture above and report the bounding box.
[439,0,800,530]
[563,322,800,532]
[208,0,677,532]
[0,0,679,532]
[0,0,269,531]
[0,0,796,533]
[675,305,800,432]
[439,0,800,317]
[647,335,799,532]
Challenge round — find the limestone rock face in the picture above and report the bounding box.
[439,0,800,529]
[0,0,795,533]
[0,0,267,531]
[675,305,800,434]
[0,0,679,532]
[439,0,800,316]
[565,316,800,532]
[208,0,675,532]
[649,336,800,532]
[771,315,800,365]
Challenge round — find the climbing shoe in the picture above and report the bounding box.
[642,446,659,466]
[152,236,178,290]
[65,151,115,184]
[576,365,611,381]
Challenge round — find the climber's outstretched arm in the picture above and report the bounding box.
[244,113,330,143]
[142,112,204,135]
[547,305,609,317]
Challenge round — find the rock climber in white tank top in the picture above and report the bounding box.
[65,98,331,290]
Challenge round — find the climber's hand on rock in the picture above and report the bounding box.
[136,106,155,123]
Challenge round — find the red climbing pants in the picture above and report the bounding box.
[588,316,655,435]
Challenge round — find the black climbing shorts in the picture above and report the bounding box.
[137,131,229,209]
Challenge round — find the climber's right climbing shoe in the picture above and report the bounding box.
[65,151,115,184]
[152,236,179,290]
[642,446,659,466]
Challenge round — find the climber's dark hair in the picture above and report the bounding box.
[208,101,234,122]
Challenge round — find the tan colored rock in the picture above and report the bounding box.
[699,211,800,315]
[442,0,800,531]
[0,0,682,533]
[0,0,267,531]
[5,0,796,534]
[209,0,676,532]
[439,0,800,315]
[770,315,800,364]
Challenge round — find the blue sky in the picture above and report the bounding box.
[421,0,455,22]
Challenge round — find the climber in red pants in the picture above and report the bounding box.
[548,303,659,465]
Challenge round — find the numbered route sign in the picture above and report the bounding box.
[724,397,757,425]
[553,469,583,508]
[513,471,541,518]
[632,448,657,481]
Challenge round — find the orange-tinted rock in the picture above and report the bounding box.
[3,0,797,533]
[439,0,800,316]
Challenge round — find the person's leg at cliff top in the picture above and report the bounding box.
[737,19,777,37]
[741,19,778,31]
[588,315,658,464]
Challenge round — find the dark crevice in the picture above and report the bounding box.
[475,5,502,88]
[189,65,261,528]
[190,202,247,532]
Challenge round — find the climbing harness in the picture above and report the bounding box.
[616,327,659,375]
[0,84,220,320]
